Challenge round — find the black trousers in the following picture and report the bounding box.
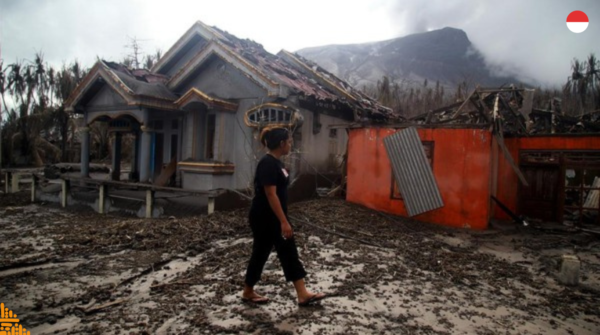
[244,215,307,286]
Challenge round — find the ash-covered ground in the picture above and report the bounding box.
[1,192,599,334]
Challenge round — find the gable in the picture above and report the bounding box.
[175,54,267,100]
[152,21,230,76]
[159,34,208,77]
[85,84,127,108]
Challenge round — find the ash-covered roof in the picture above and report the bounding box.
[209,26,396,121]
[103,62,177,101]
[70,21,399,121]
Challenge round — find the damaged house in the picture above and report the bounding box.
[346,87,600,229]
[65,21,393,193]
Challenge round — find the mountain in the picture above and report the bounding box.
[296,27,520,90]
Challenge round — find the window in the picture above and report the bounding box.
[206,114,216,160]
[329,129,338,138]
[245,104,299,128]
[171,119,179,130]
[391,141,434,200]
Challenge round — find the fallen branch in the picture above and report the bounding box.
[113,256,182,290]
[82,298,129,314]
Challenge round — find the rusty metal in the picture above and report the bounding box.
[383,127,444,216]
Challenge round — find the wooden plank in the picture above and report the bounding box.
[477,88,525,93]
[451,89,478,118]
[493,125,529,186]
[498,95,528,133]
[491,196,526,225]
[408,101,464,121]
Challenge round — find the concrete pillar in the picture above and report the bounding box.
[99,184,107,214]
[208,196,215,215]
[140,126,152,183]
[145,189,154,218]
[111,132,122,181]
[80,127,91,178]
[31,177,36,202]
[11,173,19,193]
[61,179,70,208]
[130,131,140,181]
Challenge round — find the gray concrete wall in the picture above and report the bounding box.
[215,112,236,163]
[177,56,266,99]
[181,106,208,161]
[299,111,349,174]
[182,111,194,160]
[213,175,232,190]
[230,99,265,191]
[226,101,349,191]
[182,172,214,190]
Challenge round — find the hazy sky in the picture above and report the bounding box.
[1,0,598,87]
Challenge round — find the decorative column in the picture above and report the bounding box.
[129,130,141,181]
[111,132,122,180]
[80,126,90,178]
[139,125,152,183]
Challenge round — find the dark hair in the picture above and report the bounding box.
[260,127,290,150]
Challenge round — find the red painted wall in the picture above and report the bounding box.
[494,136,600,220]
[347,128,493,229]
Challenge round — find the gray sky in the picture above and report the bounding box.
[1,0,598,87]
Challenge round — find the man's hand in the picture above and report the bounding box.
[281,221,293,239]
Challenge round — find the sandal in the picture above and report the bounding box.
[241,296,269,305]
[298,293,326,307]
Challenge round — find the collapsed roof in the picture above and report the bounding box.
[408,87,600,135]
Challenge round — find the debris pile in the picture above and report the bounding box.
[407,87,600,135]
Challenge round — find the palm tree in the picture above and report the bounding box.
[33,52,47,110]
[8,61,26,106]
[54,61,87,161]
[585,54,600,110]
[565,54,600,115]
[0,60,10,116]
[47,67,56,107]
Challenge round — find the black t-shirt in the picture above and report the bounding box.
[250,154,290,221]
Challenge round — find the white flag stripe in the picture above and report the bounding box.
[567,22,589,33]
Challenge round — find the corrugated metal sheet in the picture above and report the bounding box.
[383,127,444,216]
